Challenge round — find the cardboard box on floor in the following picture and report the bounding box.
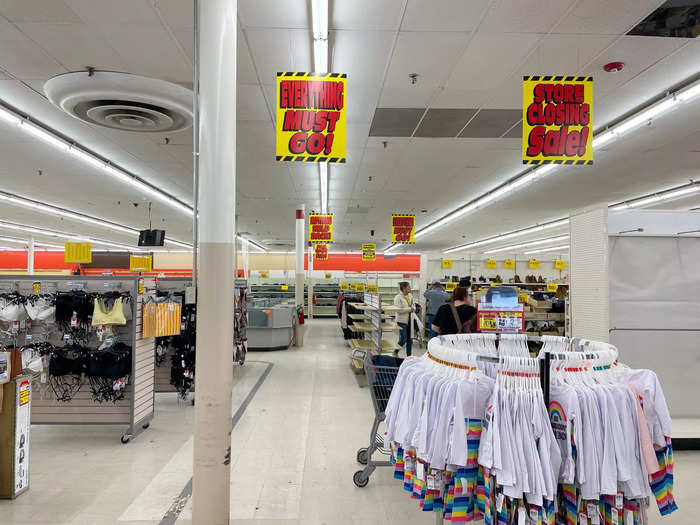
[0,376,31,499]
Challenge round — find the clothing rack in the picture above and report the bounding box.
[0,275,155,444]
[153,278,191,393]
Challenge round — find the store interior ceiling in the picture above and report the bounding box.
[0,0,699,254]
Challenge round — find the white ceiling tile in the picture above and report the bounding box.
[0,18,65,80]
[247,29,311,85]
[554,0,664,35]
[239,0,308,28]
[0,0,80,22]
[447,32,540,91]
[16,22,129,73]
[346,85,381,124]
[238,30,260,84]
[98,23,192,82]
[480,0,577,34]
[432,88,490,109]
[378,87,436,108]
[402,0,489,32]
[385,31,470,89]
[331,0,404,31]
[168,27,194,63]
[516,34,617,76]
[331,29,395,88]
[237,84,270,121]
[65,0,161,24]
[152,0,192,27]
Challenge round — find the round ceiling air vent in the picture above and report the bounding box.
[44,71,193,133]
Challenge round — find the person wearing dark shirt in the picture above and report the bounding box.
[432,286,477,335]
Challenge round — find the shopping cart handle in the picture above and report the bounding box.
[350,348,368,367]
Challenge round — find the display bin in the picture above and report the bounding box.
[0,376,31,499]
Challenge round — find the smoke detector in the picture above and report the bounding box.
[603,61,625,73]
[44,71,193,133]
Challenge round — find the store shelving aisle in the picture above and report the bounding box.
[1,319,699,524]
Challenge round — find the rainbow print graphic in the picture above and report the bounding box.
[548,400,567,424]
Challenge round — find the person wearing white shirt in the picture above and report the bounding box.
[393,282,415,356]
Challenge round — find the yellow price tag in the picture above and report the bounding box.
[325,273,332,279]
[442,259,453,269]
[554,260,567,270]
[546,283,559,292]
[445,282,457,291]
[485,259,497,269]
[357,283,366,292]
[480,317,497,330]
[504,259,515,270]
[32,282,41,294]
[518,293,529,303]
[64,242,92,263]
[281,285,289,290]
[490,282,502,286]
[260,272,269,278]
[340,283,349,290]
[529,259,540,269]
[368,284,378,293]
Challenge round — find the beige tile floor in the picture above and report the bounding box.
[0,319,698,524]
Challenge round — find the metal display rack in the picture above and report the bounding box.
[0,275,155,444]
[348,293,403,360]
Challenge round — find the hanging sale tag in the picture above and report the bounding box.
[504,259,515,270]
[555,259,567,270]
[32,281,41,294]
[546,283,558,292]
[529,259,540,269]
[485,259,497,269]
[441,259,453,269]
[309,214,334,243]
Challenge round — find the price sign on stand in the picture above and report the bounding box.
[356,283,366,292]
[445,282,457,292]
[546,283,559,292]
[477,304,525,333]
[368,284,378,293]
[340,283,349,291]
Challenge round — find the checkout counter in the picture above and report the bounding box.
[247,298,296,350]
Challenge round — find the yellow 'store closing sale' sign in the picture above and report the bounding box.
[391,214,415,244]
[276,72,347,163]
[522,76,593,165]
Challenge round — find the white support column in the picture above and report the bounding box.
[295,206,305,309]
[27,236,35,275]
[569,206,609,342]
[192,1,236,523]
[307,243,314,318]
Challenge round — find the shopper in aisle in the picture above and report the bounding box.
[431,286,477,335]
[393,281,415,356]
[424,282,449,339]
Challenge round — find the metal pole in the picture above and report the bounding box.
[192,0,236,523]
[307,242,313,318]
[191,0,200,290]
[27,236,34,275]
[295,205,305,309]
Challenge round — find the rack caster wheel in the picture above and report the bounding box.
[356,448,369,465]
[142,423,150,429]
[353,470,369,488]
[121,435,131,444]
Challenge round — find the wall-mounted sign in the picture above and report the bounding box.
[362,243,376,261]
[314,243,329,260]
[522,75,593,165]
[546,283,559,292]
[485,260,497,269]
[391,214,415,244]
[309,214,333,243]
[275,72,347,163]
[64,242,92,263]
[504,259,515,270]
[445,282,457,292]
[129,255,152,272]
[441,259,453,269]
[554,259,567,270]
[529,259,541,269]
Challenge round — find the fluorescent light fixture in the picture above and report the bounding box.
[319,163,328,213]
[444,219,569,254]
[610,183,700,211]
[314,39,328,74]
[0,103,193,216]
[237,235,266,252]
[524,245,569,255]
[311,0,328,39]
[614,98,677,136]
[0,220,147,252]
[677,78,700,102]
[483,235,570,254]
[0,236,62,249]
[592,130,615,148]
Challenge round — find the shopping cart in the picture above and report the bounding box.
[351,349,403,488]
